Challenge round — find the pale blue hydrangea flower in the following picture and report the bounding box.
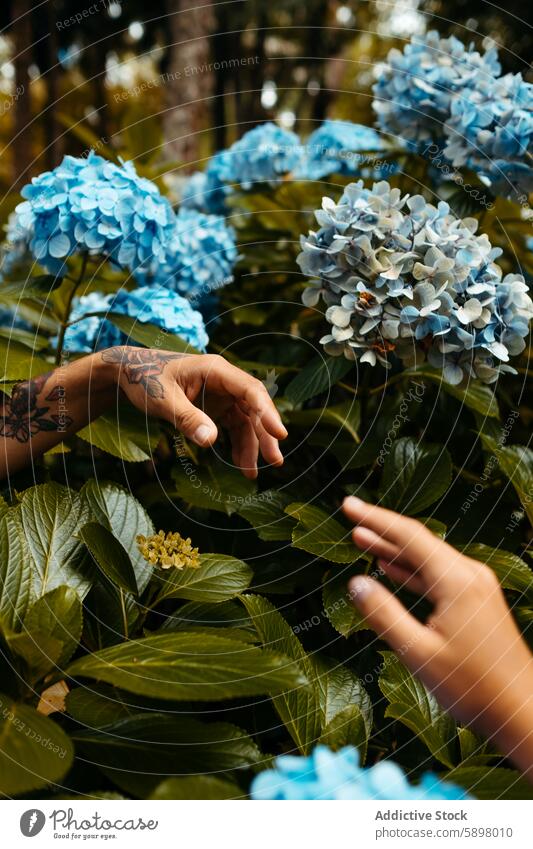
[251,746,470,800]
[139,208,237,303]
[181,123,302,213]
[444,72,533,197]
[62,286,208,353]
[298,180,533,384]
[373,31,500,148]
[13,152,177,276]
[294,120,391,181]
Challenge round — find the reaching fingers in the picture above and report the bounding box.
[201,356,287,440]
[377,559,426,595]
[348,576,439,666]
[253,416,284,467]
[351,525,403,564]
[225,407,260,479]
[162,383,218,447]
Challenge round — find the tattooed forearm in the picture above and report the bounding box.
[101,347,183,399]
[0,372,74,443]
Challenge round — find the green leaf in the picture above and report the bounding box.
[379,437,452,515]
[6,630,64,683]
[107,313,202,355]
[82,480,154,594]
[443,766,533,800]
[0,274,60,304]
[0,335,51,381]
[19,483,92,600]
[318,705,367,755]
[150,775,243,800]
[286,503,358,563]
[73,714,260,797]
[408,367,499,418]
[322,570,368,637]
[0,693,74,795]
[171,460,257,516]
[0,511,32,630]
[153,553,252,605]
[285,355,352,405]
[379,652,457,768]
[162,599,253,632]
[461,544,533,602]
[238,490,296,541]
[78,522,138,596]
[242,594,321,754]
[67,631,308,701]
[24,586,83,667]
[287,400,361,442]
[66,686,134,728]
[77,406,160,463]
[480,437,533,525]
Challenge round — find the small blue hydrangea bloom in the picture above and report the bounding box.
[182,123,302,214]
[13,152,177,276]
[298,180,533,384]
[62,286,208,354]
[444,72,533,198]
[373,31,500,149]
[139,208,238,304]
[294,120,392,181]
[251,746,471,801]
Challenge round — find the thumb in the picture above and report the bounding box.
[168,387,218,447]
[348,576,435,666]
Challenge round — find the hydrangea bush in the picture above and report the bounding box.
[0,29,531,804]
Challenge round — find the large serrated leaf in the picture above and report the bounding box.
[379,652,457,768]
[153,553,252,605]
[322,569,368,637]
[238,490,296,540]
[286,502,357,563]
[171,460,257,516]
[242,594,321,754]
[480,437,533,525]
[0,693,74,795]
[0,511,32,630]
[379,437,452,514]
[67,631,307,700]
[77,406,160,463]
[286,400,361,442]
[24,585,83,667]
[285,355,353,405]
[82,480,153,593]
[79,522,139,596]
[20,483,93,600]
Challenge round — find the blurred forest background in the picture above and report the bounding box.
[1,0,532,206]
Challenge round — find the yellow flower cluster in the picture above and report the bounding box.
[136,530,200,571]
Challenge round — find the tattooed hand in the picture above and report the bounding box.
[103,347,287,478]
[0,372,73,443]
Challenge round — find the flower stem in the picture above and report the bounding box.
[55,253,88,365]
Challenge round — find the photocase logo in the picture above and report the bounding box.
[20,809,46,837]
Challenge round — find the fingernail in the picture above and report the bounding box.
[344,496,364,509]
[193,424,213,446]
[349,576,374,602]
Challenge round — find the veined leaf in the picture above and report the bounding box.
[322,569,369,637]
[407,368,499,418]
[171,461,257,516]
[0,693,73,795]
[319,705,367,755]
[67,631,307,701]
[442,766,533,800]
[285,355,353,405]
[286,503,357,563]
[78,522,138,596]
[242,594,321,754]
[77,406,160,463]
[287,400,361,443]
[0,511,32,630]
[238,490,296,541]
[379,652,457,768]
[82,480,153,593]
[480,437,533,525]
[152,553,252,605]
[379,437,452,515]
[24,586,83,667]
[461,544,533,602]
[19,483,93,600]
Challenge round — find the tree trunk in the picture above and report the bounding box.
[162,0,215,169]
[11,0,33,189]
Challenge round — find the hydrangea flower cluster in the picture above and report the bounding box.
[13,152,177,276]
[294,120,389,181]
[298,180,533,384]
[139,208,238,303]
[444,72,533,196]
[62,286,208,354]
[373,31,500,148]
[181,154,232,216]
[251,746,470,801]
[137,531,200,571]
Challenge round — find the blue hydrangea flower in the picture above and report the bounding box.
[62,286,208,353]
[182,123,303,214]
[294,120,392,181]
[139,208,237,304]
[13,152,177,276]
[373,31,500,148]
[251,746,471,800]
[444,72,533,198]
[298,180,533,384]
